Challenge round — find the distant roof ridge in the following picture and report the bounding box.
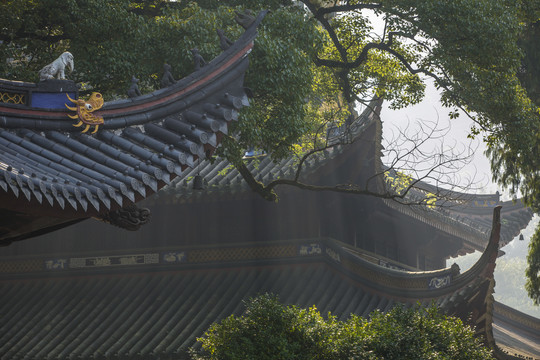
[159,97,384,195]
[0,208,528,358]
[0,215,500,301]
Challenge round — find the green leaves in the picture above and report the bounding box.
[295,0,540,302]
[362,306,492,360]
[526,225,540,305]
[193,294,494,360]
[223,6,328,162]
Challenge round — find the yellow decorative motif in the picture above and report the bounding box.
[0,91,26,105]
[66,92,104,134]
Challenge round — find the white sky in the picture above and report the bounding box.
[359,10,499,196]
[379,81,499,196]
[387,85,540,319]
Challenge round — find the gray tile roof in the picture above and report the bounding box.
[148,98,532,254]
[0,12,266,219]
[1,207,536,359]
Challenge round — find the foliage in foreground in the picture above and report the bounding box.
[526,225,540,305]
[191,294,493,360]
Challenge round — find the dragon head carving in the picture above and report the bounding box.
[66,92,104,133]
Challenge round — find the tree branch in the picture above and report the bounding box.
[232,105,478,212]
[302,0,349,64]
[233,159,278,202]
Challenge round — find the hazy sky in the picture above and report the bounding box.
[393,85,540,318]
[363,9,497,195]
[380,81,499,195]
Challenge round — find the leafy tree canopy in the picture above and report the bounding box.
[0,0,332,167]
[526,226,540,305]
[192,293,494,360]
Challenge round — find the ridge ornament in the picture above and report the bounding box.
[66,92,104,133]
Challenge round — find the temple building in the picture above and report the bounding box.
[0,11,538,360]
[0,10,267,246]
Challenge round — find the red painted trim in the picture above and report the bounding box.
[101,42,253,117]
[0,42,254,121]
[0,106,67,117]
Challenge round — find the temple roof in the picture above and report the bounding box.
[0,12,266,244]
[493,302,540,359]
[381,197,533,255]
[0,206,537,359]
[148,100,533,254]
[0,11,532,250]
[152,100,384,201]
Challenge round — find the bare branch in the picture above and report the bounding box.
[232,105,480,212]
[379,113,482,207]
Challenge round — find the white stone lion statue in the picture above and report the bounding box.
[39,52,74,81]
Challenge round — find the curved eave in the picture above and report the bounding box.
[0,208,506,357]
[0,207,501,303]
[335,207,499,300]
[0,63,249,131]
[0,11,265,127]
[0,41,252,129]
[0,12,266,224]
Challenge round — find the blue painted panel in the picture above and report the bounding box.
[31,92,76,109]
